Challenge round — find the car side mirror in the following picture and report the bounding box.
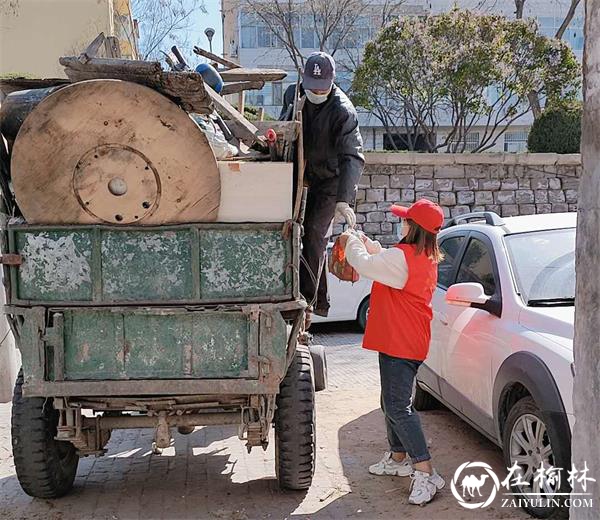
[446,283,491,307]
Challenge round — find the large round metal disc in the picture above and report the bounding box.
[11,79,220,225]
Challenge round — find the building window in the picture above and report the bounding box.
[448,132,480,152]
[272,82,283,106]
[383,133,429,151]
[504,130,528,152]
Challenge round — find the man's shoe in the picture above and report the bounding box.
[429,469,446,490]
[368,452,413,477]
[408,470,438,506]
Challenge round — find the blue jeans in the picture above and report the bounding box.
[379,353,431,464]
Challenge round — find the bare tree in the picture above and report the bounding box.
[131,0,207,61]
[555,0,582,39]
[242,0,403,71]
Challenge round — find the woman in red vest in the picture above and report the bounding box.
[343,198,445,506]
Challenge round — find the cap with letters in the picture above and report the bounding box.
[302,52,335,91]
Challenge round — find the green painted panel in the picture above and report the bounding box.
[191,313,250,378]
[59,309,255,380]
[63,311,125,380]
[16,231,93,301]
[102,230,194,301]
[200,229,290,299]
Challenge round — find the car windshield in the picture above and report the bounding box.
[504,228,575,305]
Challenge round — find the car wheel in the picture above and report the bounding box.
[412,382,438,411]
[502,396,570,519]
[357,297,370,331]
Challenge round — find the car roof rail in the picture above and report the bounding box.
[443,211,505,229]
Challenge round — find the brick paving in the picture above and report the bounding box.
[0,323,525,520]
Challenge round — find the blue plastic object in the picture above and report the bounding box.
[195,63,224,94]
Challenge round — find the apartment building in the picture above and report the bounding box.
[221,0,584,152]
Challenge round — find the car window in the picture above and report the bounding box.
[456,238,497,295]
[437,236,466,289]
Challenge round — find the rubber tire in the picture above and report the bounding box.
[357,297,370,331]
[413,382,438,411]
[309,344,328,392]
[275,344,316,490]
[11,370,79,498]
[502,396,570,519]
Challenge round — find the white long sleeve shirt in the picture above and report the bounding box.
[344,234,409,290]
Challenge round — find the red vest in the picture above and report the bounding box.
[363,243,438,361]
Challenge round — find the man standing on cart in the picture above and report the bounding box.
[280,52,365,323]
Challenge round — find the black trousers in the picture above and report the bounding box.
[300,178,338,317]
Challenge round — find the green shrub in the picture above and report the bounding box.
[527,102,582,154]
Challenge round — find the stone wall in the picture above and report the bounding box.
[333,152,581,245]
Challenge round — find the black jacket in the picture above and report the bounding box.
[280,84,364,204]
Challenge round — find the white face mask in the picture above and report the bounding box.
[305,89,331,105]
[397,220,410,240]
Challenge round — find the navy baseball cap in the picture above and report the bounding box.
[302,52,335,91]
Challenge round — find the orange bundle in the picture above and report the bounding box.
[328,234,359,283]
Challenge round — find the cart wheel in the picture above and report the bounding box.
[11,370,79,498]
[309,344,328,392]
[275,344,316,490]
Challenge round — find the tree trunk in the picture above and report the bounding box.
[572,2,600,518]
[556,0,581,40]
[514,0,525,18]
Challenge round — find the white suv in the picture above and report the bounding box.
[416,211,575,518]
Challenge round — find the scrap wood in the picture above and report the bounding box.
[219,67,287,82]
[193,47,241,69]
[204,84,266,147]
[220,81,265,95]
[78,32,106,63]
[59,56,213,114]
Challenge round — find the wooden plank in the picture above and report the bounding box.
[79,32,106,63]
[105,37,122,58]
[238,91,245,114]
[204,85,265,147]
[220,81,264,95]
[60,56,162,75]
[193,47,240,69]
[219,68,287,82]
[0,78,69,95]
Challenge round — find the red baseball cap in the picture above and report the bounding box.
[391,199,445,234]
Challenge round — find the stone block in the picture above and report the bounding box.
[367,211,386,222]
[415,179,434,191]
[415,166,434,178]
[451,206,471,217]
[357,203,377,212]
[536,204,552,214]
[485,205,502,214]
[363,223,381,233]
[531,179,549,190]
[494,191,516,204]
[358,175,371,189]
[442,206,451,218]
[434,179,454,191]
[332,224,344,235]
[534,190,548,203]
[475,191,494,204]
[569,204,578,212]
[487,164,508,179]
[356,189,366,202]
[371,175,390,188]
[565,189,578,203]
[385,212,400,222]
[390,174,415,189]
[439,192,457,206]
[386,189,400,202]
[434,165,466,179]
[377,201,392,211]
[549,178,562,190]
[518,178,531,189]
[453,178,477,190]
[468,165,492,179]
[366,189,385,202]
[548,190,566,203]
[356,213,366,224]
[375,234,399,246]
[519,204,536,215]
[479,179,501,190]
[396,165,415,176]
[381,222,393,233]
[515,190,535,204]
[401,189,415,202]
[552,203,569,213]
[501,205,519,217]
[501,180,519,190]
[416,191,439,202]
[472,206,486,212]
[457,191,475,205]
[562,177,580,190]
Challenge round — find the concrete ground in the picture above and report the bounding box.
[0,323,527,520]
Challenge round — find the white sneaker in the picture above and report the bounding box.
[429,469,446,490]
[368,452,413,477]
[409,470,438,506]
